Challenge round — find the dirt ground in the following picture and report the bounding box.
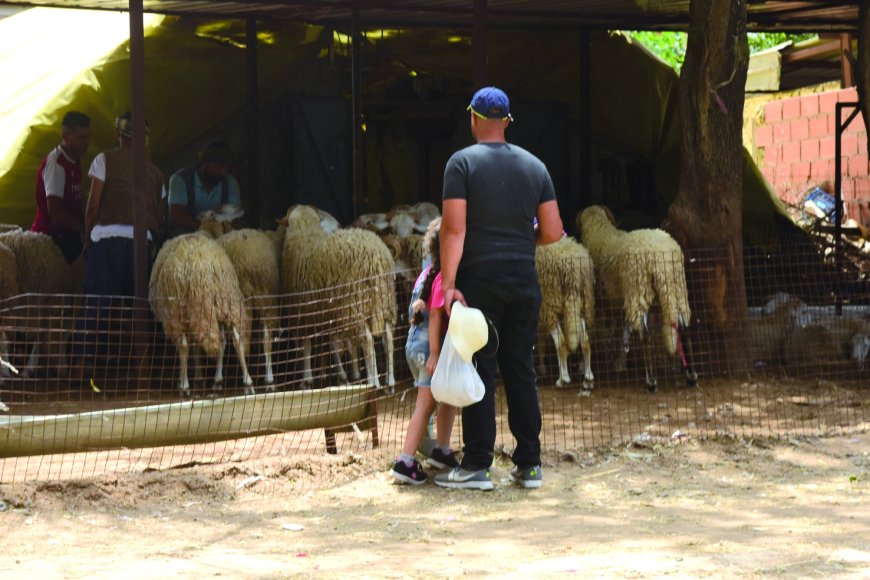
[0,432,867,579]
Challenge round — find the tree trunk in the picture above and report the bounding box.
[666,0,750,374]
[858,1,870,160]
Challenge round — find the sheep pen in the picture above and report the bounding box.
[280,205,397,391]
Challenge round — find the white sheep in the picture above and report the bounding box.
[0,230,82,379]
[0,241,18,410]
[149,232,254,397]
[535,236,595,390]
[578,205,697,391]
[217,228,281,389]
[281,205,397,390]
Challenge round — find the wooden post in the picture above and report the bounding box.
[473,0,487,88]
[246,17,260,227]
[351,8,364,218]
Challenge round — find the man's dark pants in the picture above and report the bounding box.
[76,237,146,363]
[456,258,542,471]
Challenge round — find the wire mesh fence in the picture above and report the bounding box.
[0,238,867,485]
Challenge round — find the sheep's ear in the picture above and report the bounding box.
[602,206,618,227]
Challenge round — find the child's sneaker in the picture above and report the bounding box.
[509,465,543,489]
[390,459,428,485]
[433,466,494,491]
[427,448,460,470]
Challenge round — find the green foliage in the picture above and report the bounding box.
[625,31,818,73]
[627,31,687,72]
[747,32,816,54]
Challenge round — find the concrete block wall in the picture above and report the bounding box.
[755,87,870,226]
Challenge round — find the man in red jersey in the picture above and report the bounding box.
[30,111,91,263]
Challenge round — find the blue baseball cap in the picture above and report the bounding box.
[468,86,512,120]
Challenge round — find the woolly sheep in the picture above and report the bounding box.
[0,230,82,379]
[535,237,595,390]
[577,205,697,391]
[149,232,254,397]
[0,241,18,409]
[217,228,281,388]
[281,205,397,390]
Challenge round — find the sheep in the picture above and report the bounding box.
[0,230,82,379]
[577,205,697,391]
[535,236,595,390]
[216,228,281,389]
[281,205,397,390]
[0,241,19,409]
[149,232,254,397]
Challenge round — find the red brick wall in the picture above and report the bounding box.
[755,87,870,226]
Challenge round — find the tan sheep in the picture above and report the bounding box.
[281,205,397,390]
[0,230,81,379]
[578,205,697,392]
[535,236,595,390]
[217,228,280,389]
[149,232,253,397]
[0,241,18,409]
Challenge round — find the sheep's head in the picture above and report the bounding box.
[351,212,389,233]
[198,214,232,239]
[283,205,322,234]
[577,205,617,241]
[389,211,416,237]
[410,202,441,233]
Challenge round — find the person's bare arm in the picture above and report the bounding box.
[536,200,563,245]
[425,307,443,376]
[83,178,104,242]
[440,198,467,316]
[46,196,84,234]
[170,204,200,232]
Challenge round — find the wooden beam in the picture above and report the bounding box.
[840,32,854,88]
[781,38,841,64]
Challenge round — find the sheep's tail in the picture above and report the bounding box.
[562,291,582,353]
[652,248,690,356]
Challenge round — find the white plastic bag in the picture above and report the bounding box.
[431,333,485,407]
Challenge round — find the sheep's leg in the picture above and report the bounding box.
[677,315,698,387]
[213,332,226,391]
[302,338,314,387]
[331,337,349,383]
[177,335,191,398]
[231,326,255,395]
[552,323,571,387]
[263,322,275,391]
[0,330,12,382]
[21,342,38,379]
[641,313,657,393]
[346,339,361,381]
[362,326,381,389]
[384,321,395,393]
[579,319,594,391]
[612,326,631,372]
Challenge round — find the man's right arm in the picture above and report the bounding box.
[440,198,467,316]
[536,200,563,245]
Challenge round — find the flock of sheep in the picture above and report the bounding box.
[0,201,705,410]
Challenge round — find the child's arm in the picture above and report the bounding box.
[425,307,443,376]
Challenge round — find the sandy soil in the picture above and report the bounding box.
[0,433,867,579]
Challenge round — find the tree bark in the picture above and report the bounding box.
[666,0,750,374]
[858,0,870,160]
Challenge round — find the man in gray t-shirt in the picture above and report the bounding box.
[434,87,563,491]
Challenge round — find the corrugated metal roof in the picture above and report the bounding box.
[0,0,860,32]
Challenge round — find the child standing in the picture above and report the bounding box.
[390,217,459,485]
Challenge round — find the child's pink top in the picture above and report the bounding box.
[429,271,444,311]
